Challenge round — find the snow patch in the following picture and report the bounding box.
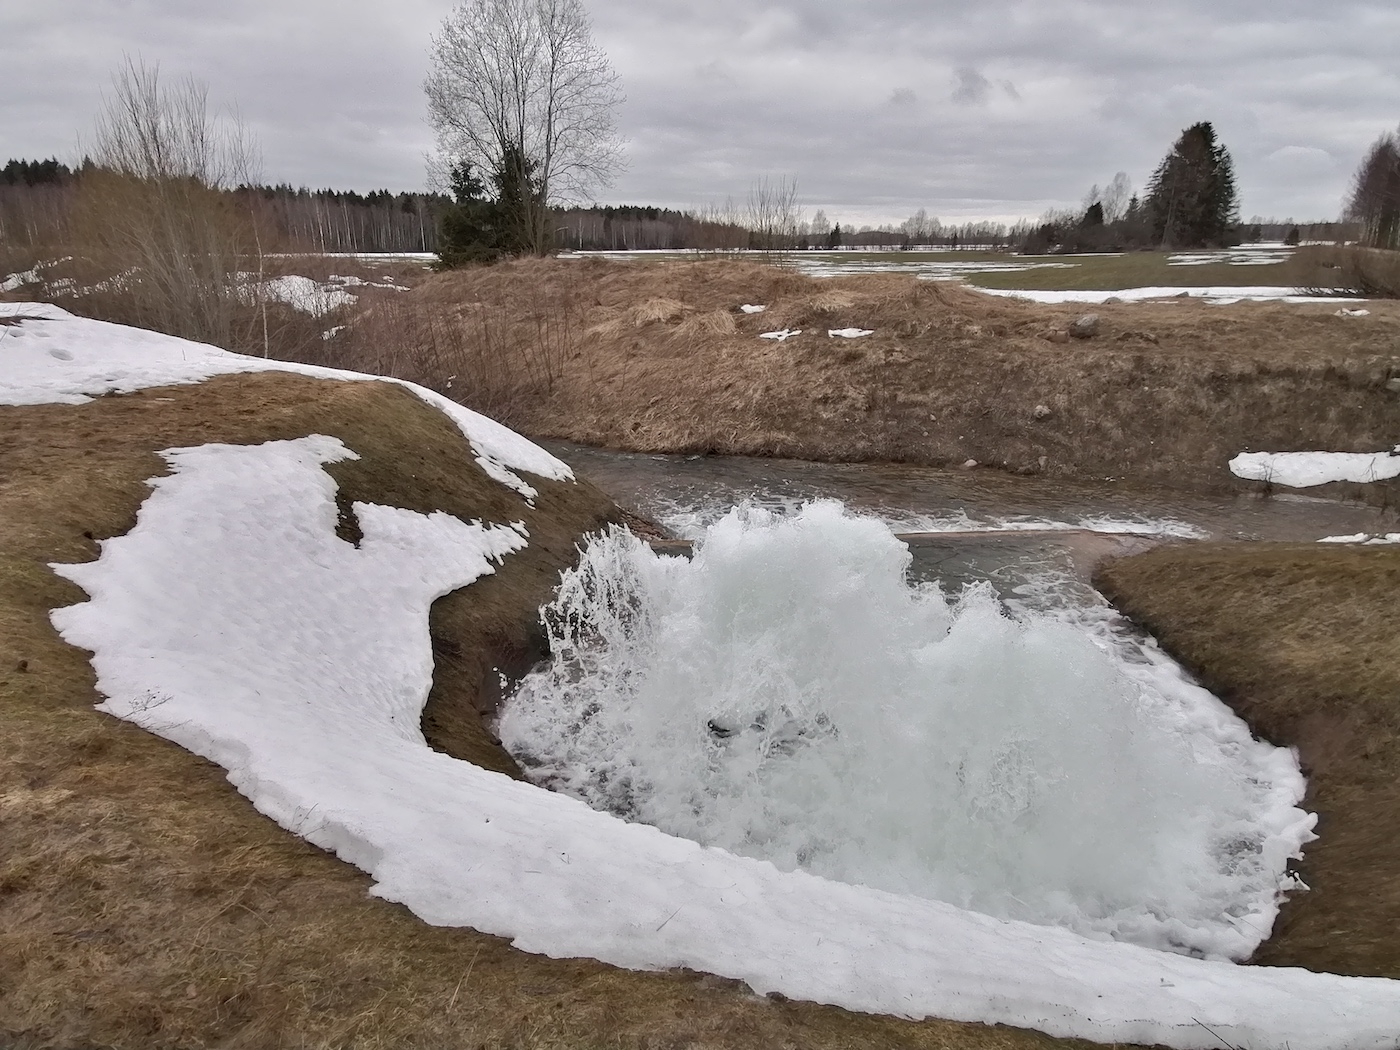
[256,274,358,316]
[1318,532,1400,545]
[739,304,766,313]
[976,286,1362,305]
[759,328,801,341]
[827,328,874,338]
[0,301,572,499]
[1230,450,1400,487]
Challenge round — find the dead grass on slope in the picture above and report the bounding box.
[306,257,1400,501]
[1097,543,1400,978]
[1,370,1091,1049]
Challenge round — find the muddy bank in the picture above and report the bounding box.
[1097,542,1400,979]
[316,257,1400,503]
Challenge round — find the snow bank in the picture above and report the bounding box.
[0,301,571,499]
[1230,450,1400,488]
[2,265,42,292]
[47,453,1400,1050]
[975,286,1362,305]
[1318,533,1400,545]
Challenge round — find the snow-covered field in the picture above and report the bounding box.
[6,301,1400,1049]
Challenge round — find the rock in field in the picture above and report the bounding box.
[1070,314,1100,339]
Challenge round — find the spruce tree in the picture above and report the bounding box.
[1144,122,1239,248]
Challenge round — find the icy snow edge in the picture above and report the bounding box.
[1230,449,1400,488]
[46,434,1400,1050]
[0,301,571,499]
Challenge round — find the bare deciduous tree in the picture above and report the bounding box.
[426,0,624,256]
[745,175,802,250]
[1345,127,1400,250]
[76,57,263,350]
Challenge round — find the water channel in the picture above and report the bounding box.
[499,442,1395,958]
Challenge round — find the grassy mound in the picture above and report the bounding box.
[307,257,1400,499]
[1097,542,1400,979]
[1,370,1091,1049]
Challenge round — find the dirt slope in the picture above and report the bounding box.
[1098,542,1400,979]
[314,257,1400,503]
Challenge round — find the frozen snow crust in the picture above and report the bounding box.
[1231,449,1400,488]
[501,503,1312,960]
[10,301,1400,1048]
[0,301,571,499]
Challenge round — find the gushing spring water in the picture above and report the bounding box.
[498,501,1313,959]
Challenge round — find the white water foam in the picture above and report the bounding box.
[499,501,1313,961]
[650,493,1207,541]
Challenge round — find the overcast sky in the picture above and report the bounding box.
[5,1,1398,227]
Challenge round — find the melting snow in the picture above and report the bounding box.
[11,301,1400,1048]
[828,328,874,338]
[41,452,1400,1050]
[1318,532,1400,545]
[1231,450,1400,487]
[740,304,767,313]
[0,301,571,499]
[759,328,801,341]
[976,286,1363,305]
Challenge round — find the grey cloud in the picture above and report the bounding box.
[4,0,1400,224]
[951,67,992,106]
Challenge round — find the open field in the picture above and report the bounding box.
[559,246,1313,289]
[1098,542,1400,979]
[301,257,1400,502]
[961,249,1299,291]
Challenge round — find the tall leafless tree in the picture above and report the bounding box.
[745,175,802,250]
[425,0,624,256]
[1345,127,1400,250]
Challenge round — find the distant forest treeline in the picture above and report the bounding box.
[1,159,449,254]
[0,153,1360,259]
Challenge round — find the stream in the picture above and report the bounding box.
[499,442,1390,957]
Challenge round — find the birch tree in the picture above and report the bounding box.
[425,0,623,256]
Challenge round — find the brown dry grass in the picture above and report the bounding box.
[1097,543,1400,978]
[1287,244,1400,299]
[308,257,1400,503]
[1,368,1093,1049]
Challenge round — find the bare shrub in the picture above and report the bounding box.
[324,280,582,424]
[69,58,264,350]
[1288,243,1400,299]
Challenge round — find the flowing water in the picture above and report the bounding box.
[498,444,1393,959]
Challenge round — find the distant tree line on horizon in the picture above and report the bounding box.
[1,159,451,255]
[2,118,1393,265]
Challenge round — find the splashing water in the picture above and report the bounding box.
[498,501,1314,959]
